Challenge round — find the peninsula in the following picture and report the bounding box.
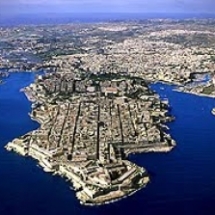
[5,70,175,205]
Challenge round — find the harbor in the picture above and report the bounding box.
[1,73,215,214]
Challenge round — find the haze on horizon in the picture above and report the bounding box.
[0,0,215,16]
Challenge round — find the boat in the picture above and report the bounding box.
[211,108,215,115]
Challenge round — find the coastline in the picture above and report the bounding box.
[174,88,215,98]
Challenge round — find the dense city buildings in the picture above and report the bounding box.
[6,71,175,204]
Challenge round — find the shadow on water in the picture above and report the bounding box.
[1,76,215,215]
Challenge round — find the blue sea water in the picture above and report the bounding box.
[1,13,215,26]
[1,73,215,215]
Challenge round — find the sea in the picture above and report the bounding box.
[1,72,215,215]
[1,13,215,26]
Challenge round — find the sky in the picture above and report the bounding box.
[0,0,215,15]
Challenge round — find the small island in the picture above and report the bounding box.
[5,71,175,205]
